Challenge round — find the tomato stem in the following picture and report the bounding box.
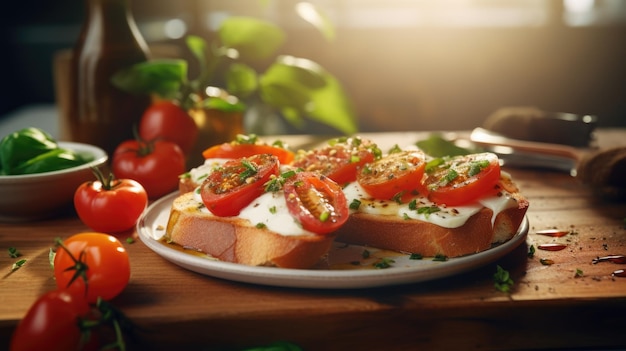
[54,237,90,299]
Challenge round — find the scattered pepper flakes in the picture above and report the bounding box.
[537,243,567,251]
[592,255,626,264]
[613,269,626,277]
[535,229,570,237]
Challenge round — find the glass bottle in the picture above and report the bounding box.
[61,0,151,156]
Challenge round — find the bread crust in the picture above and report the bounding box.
[335,197,528,258]
[165,192,336,269]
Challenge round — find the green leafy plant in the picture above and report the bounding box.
[112,10,357,135]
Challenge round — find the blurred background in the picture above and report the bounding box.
[1,0,625,133]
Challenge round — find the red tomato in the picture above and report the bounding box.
[10,289,91,351]
[423,152,501,206]
[139,100,198,155]
[54,232,131,303]
[283,172,349,235]
[112,139,186,199]
[357,150,427,201]
[201,154,280,216]
[74,170,148,233]
[291,136,381,185]
[202,142,294,164]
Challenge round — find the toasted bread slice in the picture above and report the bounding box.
[335,185,529,258]
[164,192,336,269]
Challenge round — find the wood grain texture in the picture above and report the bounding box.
[1,129,625,350]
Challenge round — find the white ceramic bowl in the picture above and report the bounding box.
[0,142,108,222]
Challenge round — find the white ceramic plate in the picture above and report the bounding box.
[137,192,529,289]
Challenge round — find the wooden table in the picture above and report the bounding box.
[1,130,625,351]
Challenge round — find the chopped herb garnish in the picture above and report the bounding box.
[235,134,259,144]
[12,259,27,271]
[417,205,441,215]
[527,245,536,258]
[255,222,267,229]
[388,144,402,154]
[264,170,297,192]
[408,199,417,210]
[8,247,21,258]
[409,253,423,260]
[443,169,458,184]
[239,160,258,181]
[425,158,445,173]
[269,206,277,214]
[575,268,584,278]
[493,265,514,293]
[468,160,490,177]
[392,192,404,204]
[402,213,411,220]
[433,254,448,262]
[126,237,135,244]
[373,258,395,269]
[349,199,361,210]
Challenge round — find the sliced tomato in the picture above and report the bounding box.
[202,135,294,164]
[423,152,501,206]
[358,150,427,201]
[291,136,381,185]
[283,172,349,235]
[202,142,294,164]
[200,154,279,216]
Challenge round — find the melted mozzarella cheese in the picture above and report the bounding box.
[187,158,519,235]
[342,182,518,229]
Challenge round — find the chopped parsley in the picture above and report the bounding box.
[239,160,258,181]
[373,257,395,269]
[8,247,21,258]
[12,259,26,271]
[417,205,441,215]
[269,206,277,214]
[468,160,490,177]
[349,199,361,210]
[255,223,267,229]
[409,253,423,260]
[433,254,448,262]
[264,170,297,192]
[493,265,514,293]
[527,245,536,258]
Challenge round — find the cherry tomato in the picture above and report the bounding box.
[74,170,148,233]
[10,289,91,351]
[112,138,186,199]
[201,154,280,216]
[139,100,198,155]
[202,138,294,164]
[291,136,381,185]
[357,150,427,201]
[423,152,501,206]
[283,172,349,235]
[54,232,131,303]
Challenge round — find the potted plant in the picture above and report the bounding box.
[112,8,358,144]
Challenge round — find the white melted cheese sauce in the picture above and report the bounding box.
[343,181,518,229]
[188,158,520,236]
[190,159,313,236]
